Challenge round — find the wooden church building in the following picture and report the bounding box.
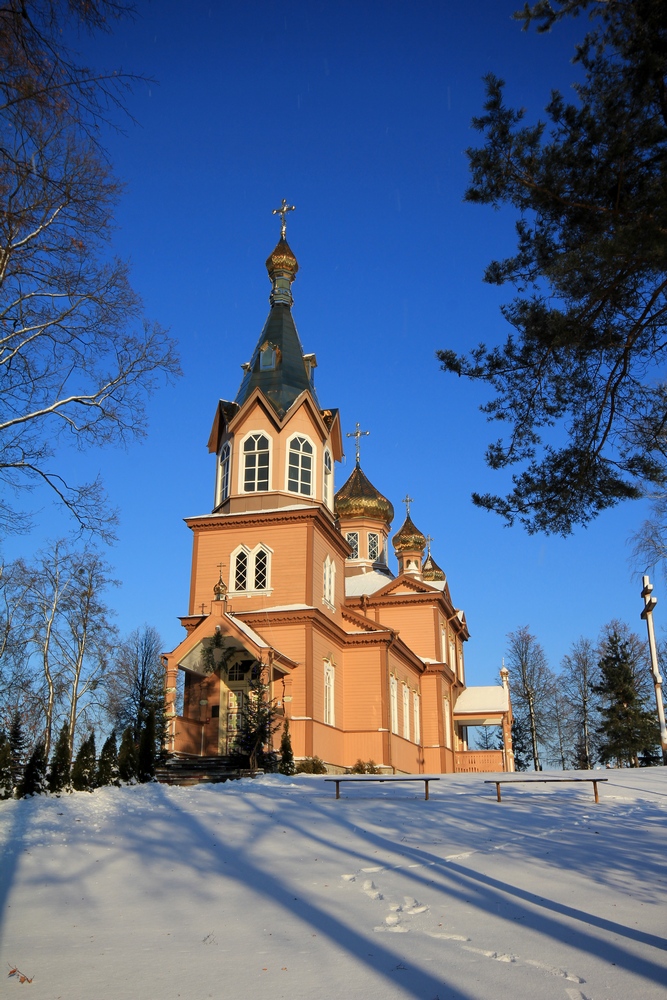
[163,210,514,774]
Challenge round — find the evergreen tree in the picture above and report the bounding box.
[438,0,667,536]
[138,709,156,783]
[235,669,280,771]
[0,731,13,799]
[593,630,660,767]
[18,742,47,797]
[278,719,295,775]
[505,716,532,772]
[47,723,72,794]
[96,731,120,788]
[8,710,27,788]
[71,733,97,792]
[117,726,138,783]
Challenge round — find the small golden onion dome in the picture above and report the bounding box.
[265,237,299,277]
[422,552,446,582]
[334,464,394,526]
[213,576,227,600]
[392,514,427,553]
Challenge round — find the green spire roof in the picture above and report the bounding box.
[235,236,319,417]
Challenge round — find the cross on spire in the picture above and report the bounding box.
[425,534,433,557]
[272,199,295,239]
[346,422,370,465]
[402,494,414,517]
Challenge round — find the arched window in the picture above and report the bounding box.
[324,660,335,726]
[234,550,248,591]
[323,555,336,608]
[402,684,410,740]
[323,449,333,508]
[243,434,270,492]
[413,692,421,745]
[287,435,313,495]
[254,549,268,590]
[218,441,231,504]
[390,675,398,734]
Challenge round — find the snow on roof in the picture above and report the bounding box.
[224,613,270,648]
[345,570,395,596]
[454,685,509,715]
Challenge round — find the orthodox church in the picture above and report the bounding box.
[163,206,514,774]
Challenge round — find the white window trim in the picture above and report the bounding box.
[238,430,272,494]
[322,554,336,610]
[324,660,335,726]
[284,431,317,497]
[413,692,421,746]
[346,531,359,560]
[368,532,380,562]
[402,683,410,741]
[216,440,232,507]
[323,448,333,509]
[228,543,274,596]
[390,675,398,735]
[443,696,452,749]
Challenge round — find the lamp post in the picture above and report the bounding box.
[640,575,667,764]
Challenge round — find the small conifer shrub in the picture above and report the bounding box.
[47,723,72,794]
[18,742,48,798]
[138,709,156,783]
[118,726,138,783]
[96,731,120,787]
[0,731,14,799]
[278,719,295,775]
[295,756,327,774]
[71,733,96,792]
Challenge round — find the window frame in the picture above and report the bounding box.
[323,448,333,509]
[324,660,335,726]
[413,692,421,745]
[229,543,273,595]
[368,532,379,562]
[217,440,231,506]
[390,675,398,735]
[402,683,410,741]
[239,431,272,494]
[285,432,316,497]
[323,554,336,609]
[346,531,359,559]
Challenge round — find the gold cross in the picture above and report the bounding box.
[425,534,433,557]
[402,494,414,517]
[272,199,295,239]
[346,422,370,464]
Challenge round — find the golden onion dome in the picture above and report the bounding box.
[334,464,394,526]
[422,552,446,582]
[265,237,299,277]
[392,514,427,553]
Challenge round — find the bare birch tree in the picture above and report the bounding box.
[506,626,554,771]
[560,636,599,770]
[0,1,180,536]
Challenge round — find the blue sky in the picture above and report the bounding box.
[3,0,658,686]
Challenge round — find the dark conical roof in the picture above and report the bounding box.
[334,463,394,525]
[392,514,427,553]
[235,304,318,416]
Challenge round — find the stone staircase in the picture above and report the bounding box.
[155,754,262,786]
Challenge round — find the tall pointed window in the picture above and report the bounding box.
[323,449,333,508]
[390,675,398,734]
[218,441,231,505]
[324,660,335,726]
[443,696,452,749]
[234,551,248,591]
[413,692,421,745]
[243,434,270,492]
[287,435,313,495]
[402,684,410,740]
[323,555,336,608]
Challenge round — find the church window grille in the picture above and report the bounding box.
[287,435,313,495]
[413,692,421,745]
[324,660,335,726]
[390,675,398,734]
[228,664,246,681]
[218,442,231,504]
[346,532,359,559]
[368,533,379,561]
[243,434,270,492]
[323,449,333,508]
[254,549,268,590]
[402,684,410,740]
[235,551,248,591]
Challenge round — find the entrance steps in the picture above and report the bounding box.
[155,754,262,786]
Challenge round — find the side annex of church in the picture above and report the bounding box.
[163,213,514,775]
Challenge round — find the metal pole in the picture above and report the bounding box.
[640,575,667,764]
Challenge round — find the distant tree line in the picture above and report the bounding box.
[475,621,663,770]
[0,540,166,798]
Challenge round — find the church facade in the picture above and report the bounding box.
[163,214,513,774]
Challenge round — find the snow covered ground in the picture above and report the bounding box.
[1,768,666,1000]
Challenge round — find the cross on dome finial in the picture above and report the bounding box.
[425,534,433,557]
[346,422,370,465]
[272,199,295,239]
[402,494,414,517]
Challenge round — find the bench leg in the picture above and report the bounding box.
[496,782,502,802]
[593,780,599,804]
[424,780,429,801]
[335,780,340,800]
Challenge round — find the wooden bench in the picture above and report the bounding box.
[325,775,439,800]
[484,777,608,804]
